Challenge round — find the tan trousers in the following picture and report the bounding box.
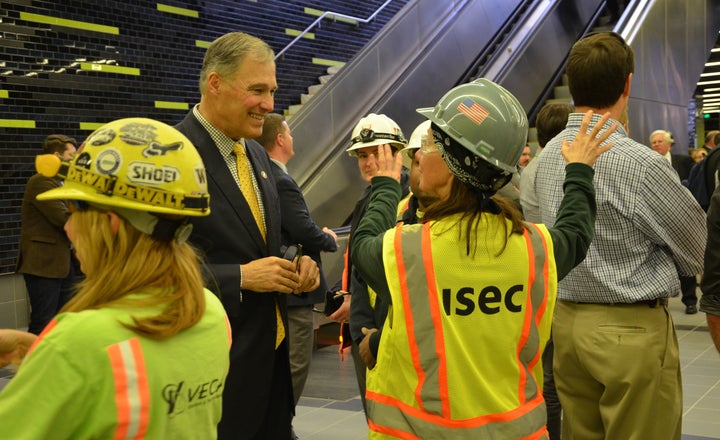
[553,300,682,440]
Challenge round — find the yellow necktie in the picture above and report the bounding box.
[233,142,284,348]
[233,142,266,241]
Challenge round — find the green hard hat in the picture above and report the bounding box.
[417,78,528,174]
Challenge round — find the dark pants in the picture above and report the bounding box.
[680,275,698,306]
[24,265,77,335]
[543,336,562,440]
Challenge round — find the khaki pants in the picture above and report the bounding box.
[553,300,682,440]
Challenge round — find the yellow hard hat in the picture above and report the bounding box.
[37,118,210,217]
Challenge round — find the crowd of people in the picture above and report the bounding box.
[0,28,718,440]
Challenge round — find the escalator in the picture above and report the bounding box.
[289,0,604,230]
[291,0,718,232]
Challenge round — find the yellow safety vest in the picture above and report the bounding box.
[366,214,557,439]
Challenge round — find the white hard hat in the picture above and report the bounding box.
[346,113,406,156]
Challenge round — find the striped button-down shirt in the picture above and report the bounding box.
[534,113,706,303]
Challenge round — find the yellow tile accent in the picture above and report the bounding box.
[195,40,211,49]
[154,101,189,110]
[286,29,315,40]
[20,12,119,35]
[80,63,140,76]
[312,58,346,67]
[0,90,8,99]
[157,3,199,18]
[304,7,358,25]
[0,119,35,128]
[80,122,106,131]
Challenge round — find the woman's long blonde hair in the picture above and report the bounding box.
[62,208,206,339]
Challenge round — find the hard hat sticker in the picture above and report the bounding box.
[75,152,92,169]
[128,161,180,185]
[119,122,158,146]
[88,128,116,146]
[142,141,183,157]
[457,98,489,125]
[96,149,122,175]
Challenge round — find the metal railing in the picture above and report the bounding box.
[274,0,397,60]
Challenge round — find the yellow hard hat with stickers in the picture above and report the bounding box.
[36,118,209,217]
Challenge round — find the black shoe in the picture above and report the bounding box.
[686,304,698,315]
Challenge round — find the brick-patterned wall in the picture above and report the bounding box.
[0,0,407,274]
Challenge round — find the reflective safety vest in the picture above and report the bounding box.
[366,216,557,439]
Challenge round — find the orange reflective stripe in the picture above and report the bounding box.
[368,418,422,440]
[421,223,451,418]
[516,228,537,404]
[368,388,546,429]
[393,226,426,410]
[107,338,149,440]
[341,246,350,291]
[224,313,232,348]
[27,319,58,356]
[529,223,551,326]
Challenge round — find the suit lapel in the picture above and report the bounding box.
[181,114,268,253]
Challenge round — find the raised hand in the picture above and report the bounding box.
[562,110,616,166]
[375,143,403,183]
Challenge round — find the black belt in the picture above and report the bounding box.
[570,298,668,308]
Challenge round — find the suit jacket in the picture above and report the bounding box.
[269,161,337,306]
[671,154,694,181]
[16,174,72,278]
[175,111,292,438]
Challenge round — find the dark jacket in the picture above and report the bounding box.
[270,161,337,306]
[16,174,72,278]
[175,111,292,439]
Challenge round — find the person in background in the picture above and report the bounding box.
[649,129,699,314]
[692,148,707,163]
[701,184,720,351]
[255,113,338,439]
[702,130,719,153]
[333,113,409,414]
[649,129,694,181]
[520,101,574,440]
[16,134,79,335]
[351,78,614,438]
[174,32,320,440]
[520,102,574,223]
[534,32,705,439]
[518,144,532,169]
[0,118,231,439]
[355,119,437,372]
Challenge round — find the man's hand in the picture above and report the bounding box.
[323,227,338,243]
[295,255,320,294]
[0,330,37,368]
[360,327,378,369]
[240,257,300,293]
[328,294,351,323]
[562,110,615,166]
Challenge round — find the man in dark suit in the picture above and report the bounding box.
[255,113,338,437]
[175,32,320,440]
[650,129,699,313]
[16,134,78,335]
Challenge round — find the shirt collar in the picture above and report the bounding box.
[193,104,243,158]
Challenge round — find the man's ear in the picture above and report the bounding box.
[207,72,222,95]
[107,211,122,235]
[623,73,632,97]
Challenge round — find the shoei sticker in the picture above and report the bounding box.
[128,161,180,185]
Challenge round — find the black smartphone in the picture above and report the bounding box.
[281,244,302,269]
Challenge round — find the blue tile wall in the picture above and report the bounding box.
[0,0,408,274]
